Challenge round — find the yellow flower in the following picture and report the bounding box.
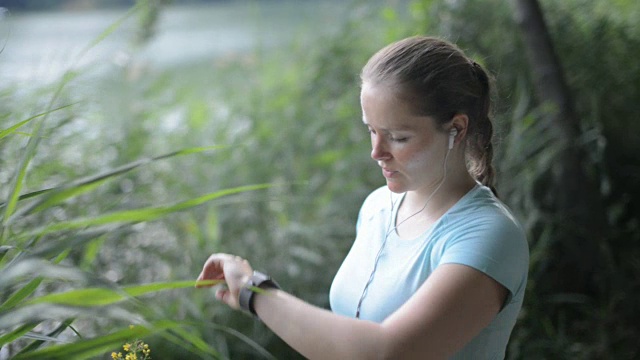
[143,344,149,350]
[123,343,131,352]
[111,352,118,360]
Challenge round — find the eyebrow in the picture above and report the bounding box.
[362,120,417,132]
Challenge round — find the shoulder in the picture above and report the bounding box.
[436,185,529,296]
[448,185,525,237]
[448,185,528,255]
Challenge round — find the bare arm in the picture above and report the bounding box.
[197,254,508,360]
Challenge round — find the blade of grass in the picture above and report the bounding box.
[75,3,141,63]
[20,332,70,343]
[0,259,85,290]
[0,277,44,312]
[27,280,221,307]
[0,250,71,311]
[14,319,75,354]
[11,323,163,360]
[0,245,13,262]
[0,323,38,348]
[29,226,121,259]
[0,115,46,242]
[79,235,105,271]
[1,145,226,218]
[0,104,76,141]
[154,319,223,359]
[0,2,147,241]
[206,322,278,360]
[27,288,125,307]
[124,280,221,297]
[0,303,139,330]
[24,183,274,237]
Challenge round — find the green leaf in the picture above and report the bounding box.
[28,226,118,260]
[0,104,75,141]
[0,277,44,312]
[1,145,226,217]
[28,288,125,307]
[27,180,106,215]
[20,332,69,343]
[0,259,85,290]
[76,4,141,62]
[27,280,222,307]
[14,319,75,354]
[154,319,223,359]
[205,322,278,360]
[123,280,222,297]
[80,236,105,270]
[12,324,162,360]
[0,117,45,235]
[25,183,274,237]
[0,323,37,348]
[0,304,137,330]
[0,245,13,262]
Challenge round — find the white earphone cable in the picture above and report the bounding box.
[355,145,452,318]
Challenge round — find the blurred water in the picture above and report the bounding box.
[0,1,347,86]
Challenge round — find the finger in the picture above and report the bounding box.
[196,255,223,287]
[196,253,243,287]
[216,288,235,307]
[215,288,225,300]
[198,254,231,280]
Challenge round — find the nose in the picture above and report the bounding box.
[371,134,391,161]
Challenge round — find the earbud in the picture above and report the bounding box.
[448,128,458,150]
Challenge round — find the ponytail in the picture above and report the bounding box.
[468,62,498,196]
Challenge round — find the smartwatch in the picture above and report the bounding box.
[238,271,281,316]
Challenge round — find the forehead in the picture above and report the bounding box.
[360,83,434,130]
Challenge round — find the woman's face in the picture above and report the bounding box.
[360,83,450,194]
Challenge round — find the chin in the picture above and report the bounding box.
[386,181,407,194]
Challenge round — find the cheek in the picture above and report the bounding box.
[403,147,434,172]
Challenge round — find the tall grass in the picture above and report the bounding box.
[0,3,279,359]
[409,0,640,358]
[2,0,639,358]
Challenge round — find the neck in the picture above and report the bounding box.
[402,170,476,218]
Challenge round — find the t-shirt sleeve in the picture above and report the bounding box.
[438,214,529,302]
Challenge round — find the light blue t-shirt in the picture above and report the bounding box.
[329,184,529,359]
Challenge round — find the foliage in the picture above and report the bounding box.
[0,3,274,359]
[403,0,640,358]
[1,0,639,359]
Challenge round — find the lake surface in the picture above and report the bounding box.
[0,1,350,86]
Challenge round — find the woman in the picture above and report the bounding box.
[196,36,529,359]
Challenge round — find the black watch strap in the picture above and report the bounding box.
[239,271,280,315]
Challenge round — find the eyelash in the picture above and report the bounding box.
[367,129,409,143]
[391,136,409,143]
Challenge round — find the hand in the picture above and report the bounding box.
[196,253,253,309]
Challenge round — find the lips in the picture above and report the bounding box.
[381,167,397,178]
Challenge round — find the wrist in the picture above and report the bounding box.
[238,271,280,316]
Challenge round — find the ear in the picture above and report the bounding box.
[449,113,469,145]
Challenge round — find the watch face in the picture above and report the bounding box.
[239,271,278,315]
[251,271,270,284]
